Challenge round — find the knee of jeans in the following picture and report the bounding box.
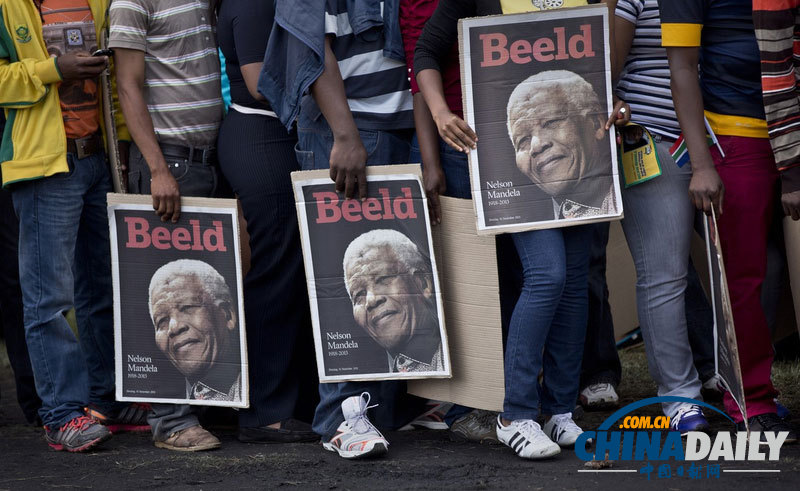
[523,262,567,294]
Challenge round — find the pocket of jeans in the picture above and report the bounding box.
[180,164,216,197]
[167,160,191,182]
[359,129,380,162]
[294,142,316,171]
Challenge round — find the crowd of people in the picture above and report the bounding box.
[0,0,798,462]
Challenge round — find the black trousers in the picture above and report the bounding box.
[217,109,318,427]
[0,188,42,423]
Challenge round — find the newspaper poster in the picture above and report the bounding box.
[292,165,451,382]
[704,210,747,427]
[108,194,248,407]
[459,5,622,234]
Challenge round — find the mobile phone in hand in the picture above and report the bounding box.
[92,48,114,57]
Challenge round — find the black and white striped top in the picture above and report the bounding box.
[324,0,414,130]
[614,0,680,140]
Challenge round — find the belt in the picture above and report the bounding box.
[159,143,217,165]
[66,133,103,159]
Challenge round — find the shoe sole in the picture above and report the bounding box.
[579,395,619,411]
[322,441,388,459]
[400,421,449,431]
[154,440,221,452]
[48,431,112,453]
[105,424,151,434]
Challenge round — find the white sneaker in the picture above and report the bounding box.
[322,392,388,459]
[579,383,619,410]
[543,412,587,448]
[398,400,453,431]
[495,416,560,459]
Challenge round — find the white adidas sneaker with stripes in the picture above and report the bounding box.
[542,412,587,448]
[496,416,560,459]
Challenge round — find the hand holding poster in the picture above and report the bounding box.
[459,5,622,233]
[108,194,248,408]
[292,165,451,382]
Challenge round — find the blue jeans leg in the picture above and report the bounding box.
[620,140,702,417]
[502,226,591,421]
[73,157,118,412]
[12,152,115,428]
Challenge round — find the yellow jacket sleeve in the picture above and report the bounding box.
[0,56,62,108]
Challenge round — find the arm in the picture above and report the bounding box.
[310,36,367,200]
[114,48,181,222]
[605,2,635,131]
[782,167,800,220]
[240,64,266,102]
[0,53,105,107]
[414,0,476,153]
[413,93,446,224]
[666,47,724,216]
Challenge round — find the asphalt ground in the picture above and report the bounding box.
[2,347,800,490]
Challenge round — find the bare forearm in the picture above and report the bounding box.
[668,61,714,171]
[413,93,441,169]
[416,69,450,122]
[310,37,359,141]
[117,81,168,176]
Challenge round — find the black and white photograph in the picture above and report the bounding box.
[459,5,622,233]
[107,195,248,407]
[292,165,450,382]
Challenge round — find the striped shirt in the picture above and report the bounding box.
[752,0,800,182]
[614,0,680,140]
[324,0,413,130]
[108,0,223,147]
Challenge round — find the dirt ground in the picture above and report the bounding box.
[2,347,800,490]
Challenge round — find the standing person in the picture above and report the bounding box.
[660,0,796,440]
[610,0,710,433]
[752,1,800,222]
[398,0,500,444]
[110,0,226,452]
[214,0,318,444]
[415,0,628,459]
[1,0,149,452]
[260,0,429,459]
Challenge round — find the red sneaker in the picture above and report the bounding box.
[86,403,151,433]
[45,415,111,452]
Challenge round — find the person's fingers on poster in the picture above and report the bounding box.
[151,170,181,222]
[782,190,800,221]
[434,110,476,153]
[344,172,357,201]
[605,100,630,130]
[423,164,446,224]
[357,167,368,202]
[329,137,368,199]
[689,167,724,216]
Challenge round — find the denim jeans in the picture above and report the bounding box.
[502,225,592,420]
[297,113,426,439]
[11,151,117,428]
[620,140,702,418]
